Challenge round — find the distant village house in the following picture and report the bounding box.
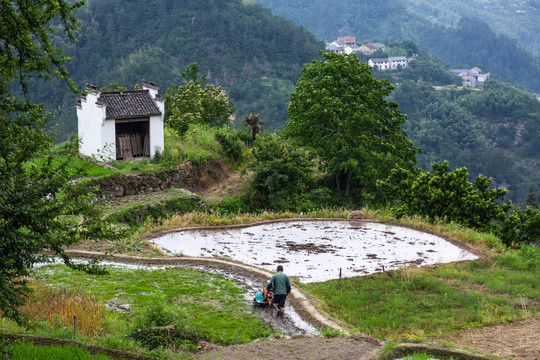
[325,36,360,54]
[76,80,165,161]
[358,42,386,55]
[368,56,409,70]
[450,67,490,87]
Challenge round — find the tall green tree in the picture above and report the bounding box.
[1,0,124,322]
[525,187,538,209]
[167,64,236,136]
[285,52,418,196]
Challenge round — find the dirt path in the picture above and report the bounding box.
[197,334,382,360]
[432,317,540,360]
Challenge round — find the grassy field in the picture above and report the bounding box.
[301,244,539,340]
[0,265,275,359]
[6,341,116,360]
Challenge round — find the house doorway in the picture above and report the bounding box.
[115,118,150,160]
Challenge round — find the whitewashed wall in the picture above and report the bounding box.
[77,92,116,161]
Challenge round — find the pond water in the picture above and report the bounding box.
[154,220,478,283]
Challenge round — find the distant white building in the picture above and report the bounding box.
[325,36,361,54]
[389,56,408,69]
[368,56,410,71]
[76,80,164,161]
[368,58,390,70]
[450,67,491,87]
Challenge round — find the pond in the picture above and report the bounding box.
[154,220,478,283]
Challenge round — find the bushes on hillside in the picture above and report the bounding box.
[497,207,540,247]
[378,161,511,229]
[247,134,313,211]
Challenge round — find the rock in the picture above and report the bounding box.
[114,185,125,197]
[347,210,365,220]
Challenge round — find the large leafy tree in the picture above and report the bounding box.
[285,52,418,196]
[1,0,124,322]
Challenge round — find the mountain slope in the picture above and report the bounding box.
[254,0,540,93]
[37,0,324,139]
[398,0,540,57]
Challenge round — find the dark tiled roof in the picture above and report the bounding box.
[99,90,161,119]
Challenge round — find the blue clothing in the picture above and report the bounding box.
[266,271,291,295]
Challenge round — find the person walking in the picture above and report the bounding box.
[266,265,291,317]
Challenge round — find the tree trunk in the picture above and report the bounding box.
[345,171,352,196]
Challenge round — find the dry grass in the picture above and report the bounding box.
[144,208,350,234]
[21,280,107,337]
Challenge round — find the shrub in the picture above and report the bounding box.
[215,129,243,162]
[211,195,251,214]
[378,161,512,230]
[497,244,540,271]
[128,301,202,350]
[247,133,313,211]
[497,207,540,247]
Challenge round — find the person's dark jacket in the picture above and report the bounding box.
[267,272,291,295]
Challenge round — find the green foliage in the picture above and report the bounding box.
[128,301,200,350]
[525,187,538,208]
[497,207,540,247]
[9,341,115,360]
[106,194,202,226]
[0,0,126,323]
[393,79,540,204]
[379,161,512,229]
[167,79,236,136]
[35,0,324,139]
[285,52,419,196]
[210,195,251,214]
[99,83,127,91]
[214,127,245,163]
[248,133,313,210]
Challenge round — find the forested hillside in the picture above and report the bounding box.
[254,0,540,93]
[367,43,540,204]
[398,0,540,57]
[391,80,540,203]
[37,0,324,138]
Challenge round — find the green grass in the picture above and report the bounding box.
[302,245,539,340]
[165,124,225,166]
[7,341,116,360]
[105,193,203,225]
[402,351,456,360]
[27,156,113,176]
[29,264,274,347]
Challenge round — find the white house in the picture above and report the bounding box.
[450,67,490,87]
[389,56,408,69]
[368,58,390,70]
[325,37,361,54]
[76,80,165,161]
